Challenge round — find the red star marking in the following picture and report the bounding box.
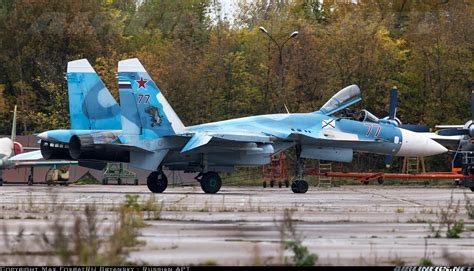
[136,77,148,89]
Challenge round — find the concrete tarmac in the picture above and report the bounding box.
[0,184,472,266]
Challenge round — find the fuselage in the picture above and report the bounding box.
[187,112,445,157]
[38,111,447,171]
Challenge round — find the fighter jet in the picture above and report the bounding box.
[36,58,447,194]
[427,91,474,191]
[0,106,77,185]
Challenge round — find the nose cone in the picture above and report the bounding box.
[396,129,447,157]
[37,132,48,141]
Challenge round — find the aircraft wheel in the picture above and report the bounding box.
[263,181,267,188]
[291,180,308,193]
[28,175,33,186]
[470,187,474,192]
[363,180,369,185]
[278,182,282,188]
[0,178,3,186]
[147,171,168,193]
[270,180,275,188]
[285,180,289,188]
[117,178,122,185]
[200,172,221,194]
[377,177,384,185]
[134,179,139,186]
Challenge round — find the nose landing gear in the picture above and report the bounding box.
[291,179,309,193]
[291,145,309,194]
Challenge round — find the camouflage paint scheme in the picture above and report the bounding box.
[38,59,447,173]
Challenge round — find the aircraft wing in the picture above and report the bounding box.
[179,132,273,153]
[435,125,464,129]
[421,132,461,148]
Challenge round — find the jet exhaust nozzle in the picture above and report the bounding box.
[40,140,72,160]
[69,134,130,162]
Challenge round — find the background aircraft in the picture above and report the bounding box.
[429,92,474,191]
[0,106,77,185]
[36,58,447,194]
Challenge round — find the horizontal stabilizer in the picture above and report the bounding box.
[181,133,213,153]
[9,150,43,161]
[14,161,78,168]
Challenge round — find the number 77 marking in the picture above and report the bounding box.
[138,94,150,104]
[364,123,381,137]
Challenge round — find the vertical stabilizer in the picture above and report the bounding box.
[67,59,121,130]
[118,58,185,138]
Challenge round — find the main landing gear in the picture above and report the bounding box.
[196,171,222,194]
[147,170,168,193]
[146,169,223,194]
[291,145,309,194]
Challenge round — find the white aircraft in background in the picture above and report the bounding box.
[0,106,77,185]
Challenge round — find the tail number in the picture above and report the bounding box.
[138,94,150,104]
[364,123,381,137]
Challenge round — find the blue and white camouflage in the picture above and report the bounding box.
[36,58,447,193]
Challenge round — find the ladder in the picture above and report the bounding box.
[462,151,474,166]
[402,157,426,174]
[401,157,427,184]
[318,161,333,187]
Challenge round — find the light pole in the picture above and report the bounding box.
[259,26,299,113]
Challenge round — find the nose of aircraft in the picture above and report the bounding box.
[37,132,48,141]
[396,129,447,157]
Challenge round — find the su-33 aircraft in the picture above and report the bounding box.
[34,58,447,194]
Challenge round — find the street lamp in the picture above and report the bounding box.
[259,26,299,113]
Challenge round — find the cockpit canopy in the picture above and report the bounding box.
[319,85,361,115]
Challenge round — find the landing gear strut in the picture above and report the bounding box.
[147,170,168,193]
[197,172,222,194]
[291,145,309,193]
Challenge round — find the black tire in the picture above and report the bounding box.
[470,187,474,192]
[147,171,168,193]
[285,180,290,188]
[135,179,139,186]
[200,172,222,194]
[27,175,33,186]
[263,181,267,188]
[291,180,309,193]
[377,177,384,185]
[0,178,3,186]
[102,178,107,185]
[363,180,369,185]
[117,178,122,185]
[270,180,275,188]
[278,182,282,188]
[298,180,309,193]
